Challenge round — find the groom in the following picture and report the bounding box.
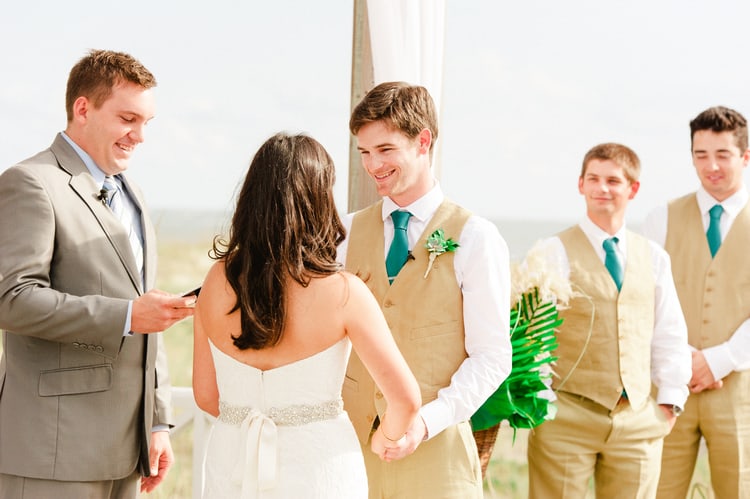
[338,81,512,498]
[0,49,194,498]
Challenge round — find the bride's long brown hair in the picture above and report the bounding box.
[211,133,346,350]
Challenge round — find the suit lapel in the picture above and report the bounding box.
[50,134,144,293]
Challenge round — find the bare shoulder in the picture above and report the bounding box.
[196,260,234,313]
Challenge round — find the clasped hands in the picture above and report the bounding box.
[370,416,427,462]
[689,350,723,393]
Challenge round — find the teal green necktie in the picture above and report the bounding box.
[386,210,412,284]
[603,237,623,291]
[707,204,724,258]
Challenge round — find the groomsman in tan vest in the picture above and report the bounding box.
[527,143,691,498]
[337,81,512,498]
[642,106,750,498]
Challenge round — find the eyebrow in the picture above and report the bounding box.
[357,141,396,151]
[693,148,732,154]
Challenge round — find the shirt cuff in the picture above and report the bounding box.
[655,385,689,409]
[419,399,453,441]
[702,343,734,381]
[151,424,170,433]
[123,300,133,336]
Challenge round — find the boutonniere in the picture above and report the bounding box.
[423,228,459,278]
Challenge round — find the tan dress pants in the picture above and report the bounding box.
[362,420,483,499]
[657,369,750,499]
[528,391,670,499]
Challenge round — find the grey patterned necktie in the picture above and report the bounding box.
[102,176,143,278]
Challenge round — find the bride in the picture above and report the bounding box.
[192,132,421,498]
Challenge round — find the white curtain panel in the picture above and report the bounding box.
[366,0,446,114]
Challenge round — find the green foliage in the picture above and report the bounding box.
[471,288,561,434]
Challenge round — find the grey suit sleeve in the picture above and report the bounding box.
[0,165,128,359]
[153,333,174,427]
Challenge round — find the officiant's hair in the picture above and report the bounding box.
[580,143,641,184]
[349,81,439,156]
[690,106,748,152]
[211,132,346,350]
[65,49,157,123]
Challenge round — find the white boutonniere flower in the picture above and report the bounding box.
[423,228,459,278]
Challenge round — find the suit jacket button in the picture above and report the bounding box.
[73,342,80,348]
[96,346,104,353]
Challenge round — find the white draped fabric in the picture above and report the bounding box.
[365,0,446,114]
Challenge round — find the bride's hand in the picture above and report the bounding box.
[371,418,425,462]
[370,427,407,462]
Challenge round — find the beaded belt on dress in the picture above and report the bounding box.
[218,399,344,426]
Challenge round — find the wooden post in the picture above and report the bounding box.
[348,0,379,213]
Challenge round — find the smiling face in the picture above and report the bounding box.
[66,81,155,175]
[578,158,640,233]
[355,120,434,206]
[692,130,750,202]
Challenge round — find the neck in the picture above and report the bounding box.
[588,212,624,236]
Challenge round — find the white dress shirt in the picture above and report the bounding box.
[641,186,750,380]
[337,184,512,438]
[537,216,691,408]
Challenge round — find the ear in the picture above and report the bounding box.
[628,180,641,199]
[417,128,432,155]
[742,148,750,167]
[71,96,90,123]
[577,176,584,195]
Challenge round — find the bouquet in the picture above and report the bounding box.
[471,241,574,476]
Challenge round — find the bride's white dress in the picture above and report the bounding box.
[202,337,367,498]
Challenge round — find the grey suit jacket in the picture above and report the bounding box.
[0,134,172,481]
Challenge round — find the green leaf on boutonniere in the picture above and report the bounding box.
[424,228,459,278]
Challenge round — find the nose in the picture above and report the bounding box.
[128,124,145,144]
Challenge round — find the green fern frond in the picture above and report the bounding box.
[471,288,561,434]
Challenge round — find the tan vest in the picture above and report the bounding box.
[665,194,750,348]
[554,227,655,410]
[343,199,471,443]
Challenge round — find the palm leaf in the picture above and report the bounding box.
[471,288,561,436]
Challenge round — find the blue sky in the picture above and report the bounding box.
[2,0,749,223]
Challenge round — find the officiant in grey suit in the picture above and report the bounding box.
[0,49,195,498]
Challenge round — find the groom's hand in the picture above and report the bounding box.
[140,430,174,493]
[131,289,196,334]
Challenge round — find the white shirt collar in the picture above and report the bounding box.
[579,215,628,254]
[381,182,443,223]
[61,131,108,187]
[696,185,749,217]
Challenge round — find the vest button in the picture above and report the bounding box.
[375,392,383,399]
[384,299,393,308]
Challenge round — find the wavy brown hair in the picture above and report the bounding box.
[580,142,641,184]
[65,49,157,123]
[349,81,439,157]
[690,106,748,152]
[211,133,346,350]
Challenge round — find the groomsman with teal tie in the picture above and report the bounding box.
[337,82,512,498]
[527,143,691,498]
[642,106,750,498]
